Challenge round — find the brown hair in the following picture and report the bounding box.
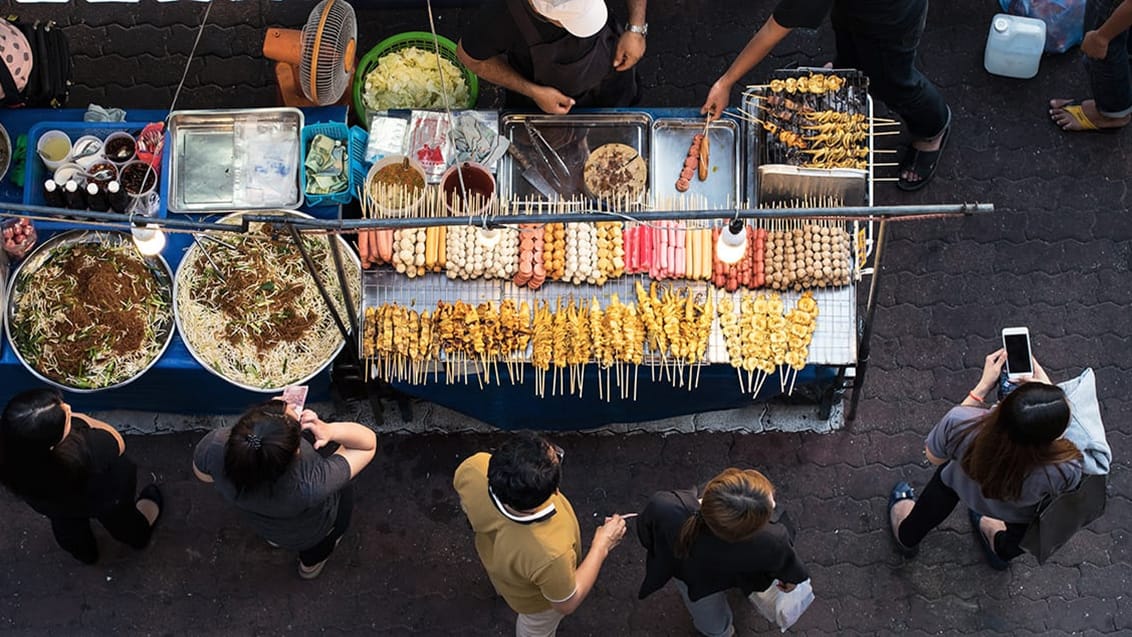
[961,383,1082,501]
[674,468,775,558]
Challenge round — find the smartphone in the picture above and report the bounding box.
[282,385,309,416]
[1001,327,1033,381]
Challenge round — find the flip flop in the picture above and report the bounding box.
[968,509,1010,570]
[1049,99,1124,133]
[136,483,163,528]
[897,107,951,192]
[888,481,919,557]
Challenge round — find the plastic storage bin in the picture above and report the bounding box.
[985,14,1046,79]
[300,121,353,206]
[349,125,372,202]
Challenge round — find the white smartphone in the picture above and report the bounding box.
[1002,327,1033,381]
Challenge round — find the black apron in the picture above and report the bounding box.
[504,0,638,108]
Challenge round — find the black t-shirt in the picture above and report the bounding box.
[462,0,574,80]
[637,489,809,601]
[24,417,136,519]
[773,0,923,32]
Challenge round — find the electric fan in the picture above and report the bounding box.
[262,0,357,106]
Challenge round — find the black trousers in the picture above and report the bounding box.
[298,484,354,567]
[832,0,949,140]
[47,485,152,565]
[897,464,1029,561]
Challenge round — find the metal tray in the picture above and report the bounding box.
[650,117,741,208]
[0,248,7,359]
[4,230,176,393]
[498,112,652,204]
[167,108,304,213]
[173,210,361,393]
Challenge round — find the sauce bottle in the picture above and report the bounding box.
[43,179,65,208]
[107,180,129,214]
[86,182,109,212]
[63,180,86,209]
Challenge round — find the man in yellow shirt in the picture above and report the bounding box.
[453,433,627,636]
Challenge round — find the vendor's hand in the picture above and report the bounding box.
[975,348,1007,396]
[1082,30,1109,60]
[702,78,732,121]
[274,397,300,421]
[613,32,646,71]
[594,514,627,551]
[532,85,575,115]
[1018,356,1052,385]
[300,409,332,449]
[777,581,797,593]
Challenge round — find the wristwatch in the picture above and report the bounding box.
[625,23,648,38]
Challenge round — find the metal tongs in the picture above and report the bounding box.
[524,120,571,189]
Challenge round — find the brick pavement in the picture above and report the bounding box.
[1,0,1130,635]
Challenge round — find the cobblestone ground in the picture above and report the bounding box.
[1,1,1129,635]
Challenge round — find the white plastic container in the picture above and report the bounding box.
[985,14,1047,79]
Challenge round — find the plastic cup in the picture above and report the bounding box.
[36,130,72,171]
[441,162,495,216]
[53,163,87,187]
[120,160,159,198]
[103,131,138,164]
[86,160,119,186]
[71,135,105,169]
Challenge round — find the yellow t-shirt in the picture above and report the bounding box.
[453,452,582,614]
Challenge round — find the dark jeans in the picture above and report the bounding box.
[832,0,949,139]
[298,484,354,567]
[897,465,1029,561]
[48,493,152,565]
[1086,0,1132,117]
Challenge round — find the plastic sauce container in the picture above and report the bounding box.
[985,14,1047,79]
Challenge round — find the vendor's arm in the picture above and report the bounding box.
[300,410,378,478]
[457,42,576,114]
[613,0,648,71]
[1083,0,1132,59]
[702,16,793,118]
[549,515,627,615]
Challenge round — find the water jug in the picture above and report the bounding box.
[985,14,1047,79]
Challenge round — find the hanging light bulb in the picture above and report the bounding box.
[476,225,501,249]
[715,218,747,264]
[131,223,166,256]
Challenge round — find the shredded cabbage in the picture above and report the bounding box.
[363,47,471,111]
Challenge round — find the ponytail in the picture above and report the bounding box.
[674,510,706,559]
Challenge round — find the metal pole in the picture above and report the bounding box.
[847,218,888,421]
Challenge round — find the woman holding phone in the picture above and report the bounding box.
[636,468,809,636]
[192,399,377,579]
[888,349,1084,569]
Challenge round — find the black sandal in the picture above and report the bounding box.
[897,109,951,192]
[968,509,1010,571]
[137,483,164,528]
[888,481,919,557]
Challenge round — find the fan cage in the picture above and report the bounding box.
[299,0,357,105]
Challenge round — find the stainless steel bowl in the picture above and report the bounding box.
[173,210,361,393]
[4,230,176,393]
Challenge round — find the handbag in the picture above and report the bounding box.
[748,579,814,633]
[0,18,71,108]
[1020,473,1107,564]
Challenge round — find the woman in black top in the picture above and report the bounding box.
[637,468,808,637]
[0,388,162,564]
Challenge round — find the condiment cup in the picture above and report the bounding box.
[367,155,427,215]
[71,135,105,169]
[102,131,138,165]
[441,161,495,217]
[53,163,87,187]
[36,130,72,171]
[120,160,159,198]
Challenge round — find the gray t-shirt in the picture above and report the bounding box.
[926,406,1083,523]
[194,427,352,550]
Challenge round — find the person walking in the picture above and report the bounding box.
[888,350,1084,569]
[453,433,627,636]
[192,399,377,579]
[457,0,648,113]
[636,468,809,637]
[701,0,951,190]
[1049,0,1132,131]
[0,388,162,565]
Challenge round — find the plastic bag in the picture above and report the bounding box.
[1000,0,1085,53]
[748,579,815,632]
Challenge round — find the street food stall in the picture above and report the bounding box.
[0,6,991,427]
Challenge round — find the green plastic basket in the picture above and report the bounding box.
[353,31,479,128]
